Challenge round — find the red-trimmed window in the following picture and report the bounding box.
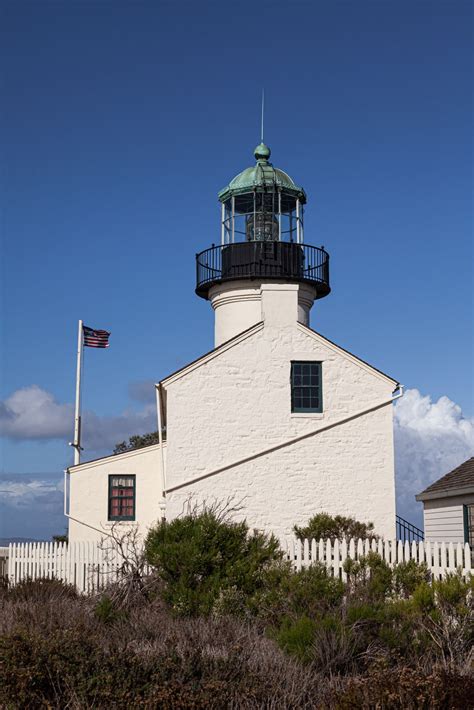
[108,475,135,521]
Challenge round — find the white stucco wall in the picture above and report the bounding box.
[164,284,397,540]
[209,280,317,346]
[423,493,473,543]
[68,443,166,543]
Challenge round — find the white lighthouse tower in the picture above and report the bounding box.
[196,142,330,346]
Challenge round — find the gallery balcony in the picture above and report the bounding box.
[195,241,330,300]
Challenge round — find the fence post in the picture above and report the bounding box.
[287,537,294,567]
[464,543,471,577]
[432,542,440,579]
[333,539,340,579]
[295,538,302,572]
[440,542,447,578]
[448,542,455,573]
[325,539,332,574]
[318,538,324,565]
[303,538,310,568]
[340,539,348,583]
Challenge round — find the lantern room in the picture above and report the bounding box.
[219,142,306,245]
[195,142,330,304]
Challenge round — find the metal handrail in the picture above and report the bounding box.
[196,241,330,298]
[396,514,424,542]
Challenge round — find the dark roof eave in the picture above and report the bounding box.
[67,441,163,472]
[299,323,399,386]
[218,185,307,204]
[158,321,265,388]
[416,484,474,502]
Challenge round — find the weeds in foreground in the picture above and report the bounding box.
[1,509,472,708]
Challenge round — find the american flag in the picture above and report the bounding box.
[83,325,110,348]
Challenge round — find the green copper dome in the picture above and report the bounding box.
[218,143,307,204]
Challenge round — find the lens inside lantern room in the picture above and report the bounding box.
[246,212,279,241]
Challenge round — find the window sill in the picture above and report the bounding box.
[290,412,324,419]
[105,520,137,525]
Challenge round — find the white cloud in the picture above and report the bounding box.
[0,385,73,439]
[394,389,474,526]
[0,474,66,541]
[0,385,157,453]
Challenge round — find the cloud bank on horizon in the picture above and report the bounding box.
[0,474,65,541]
[1,385,473,538]
[0,384,157,452]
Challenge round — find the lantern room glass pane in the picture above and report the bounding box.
[222,188,304,244]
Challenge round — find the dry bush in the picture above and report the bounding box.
[1,576,473,709]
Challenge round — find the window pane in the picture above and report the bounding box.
[109,475,135,519]
[291,362,322,412]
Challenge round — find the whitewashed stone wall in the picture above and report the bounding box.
[165,285,397,539]
[68,444,166,543]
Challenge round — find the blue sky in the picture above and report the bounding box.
[1,1,472,539]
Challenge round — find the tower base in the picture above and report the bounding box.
[209,280,317,347]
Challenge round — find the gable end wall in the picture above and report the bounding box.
[165,322,396,539]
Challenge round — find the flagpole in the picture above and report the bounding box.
[73,319,83,465]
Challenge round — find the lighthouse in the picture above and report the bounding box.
[67,138,399,544]
[196,142,330,346]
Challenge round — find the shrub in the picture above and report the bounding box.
[0,577,77,603]
[249,561,344,624]
[392,559,431,598]
[294,512,378,542]
[412,572,474,671]
[144,508,282,616]
[275,615,316,662]
[344,552,393,601]
[94,594,128,624]
[334,665,474,708]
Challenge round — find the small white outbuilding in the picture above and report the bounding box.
[67,141,400,543]
[416,457,474,545]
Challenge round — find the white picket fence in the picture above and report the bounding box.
[3,538,472,593]
[285,537,472,581]
[5,541,141,594]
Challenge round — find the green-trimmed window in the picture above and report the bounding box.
[108,475,135,521]
[291,361,323,413]
[463,505,474,546]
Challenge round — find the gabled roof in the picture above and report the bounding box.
[416,457,474,501]
[158,320,399,390]
[67,441,165,473]
[158,321,264,388]
[297,323,399,387]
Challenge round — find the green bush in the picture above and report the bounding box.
[144,508,282,616]
[411,572,474,671]
[94,594,128,624]
[294,512,377,542]
[248,561,344,624]
[275,615,316,662]
[344,552,393,601]
[392,559,431,598]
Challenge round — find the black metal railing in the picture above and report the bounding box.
[196,241,330,299]
[396,515,424,543]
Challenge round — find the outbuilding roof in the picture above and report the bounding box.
[416,457,474,501]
